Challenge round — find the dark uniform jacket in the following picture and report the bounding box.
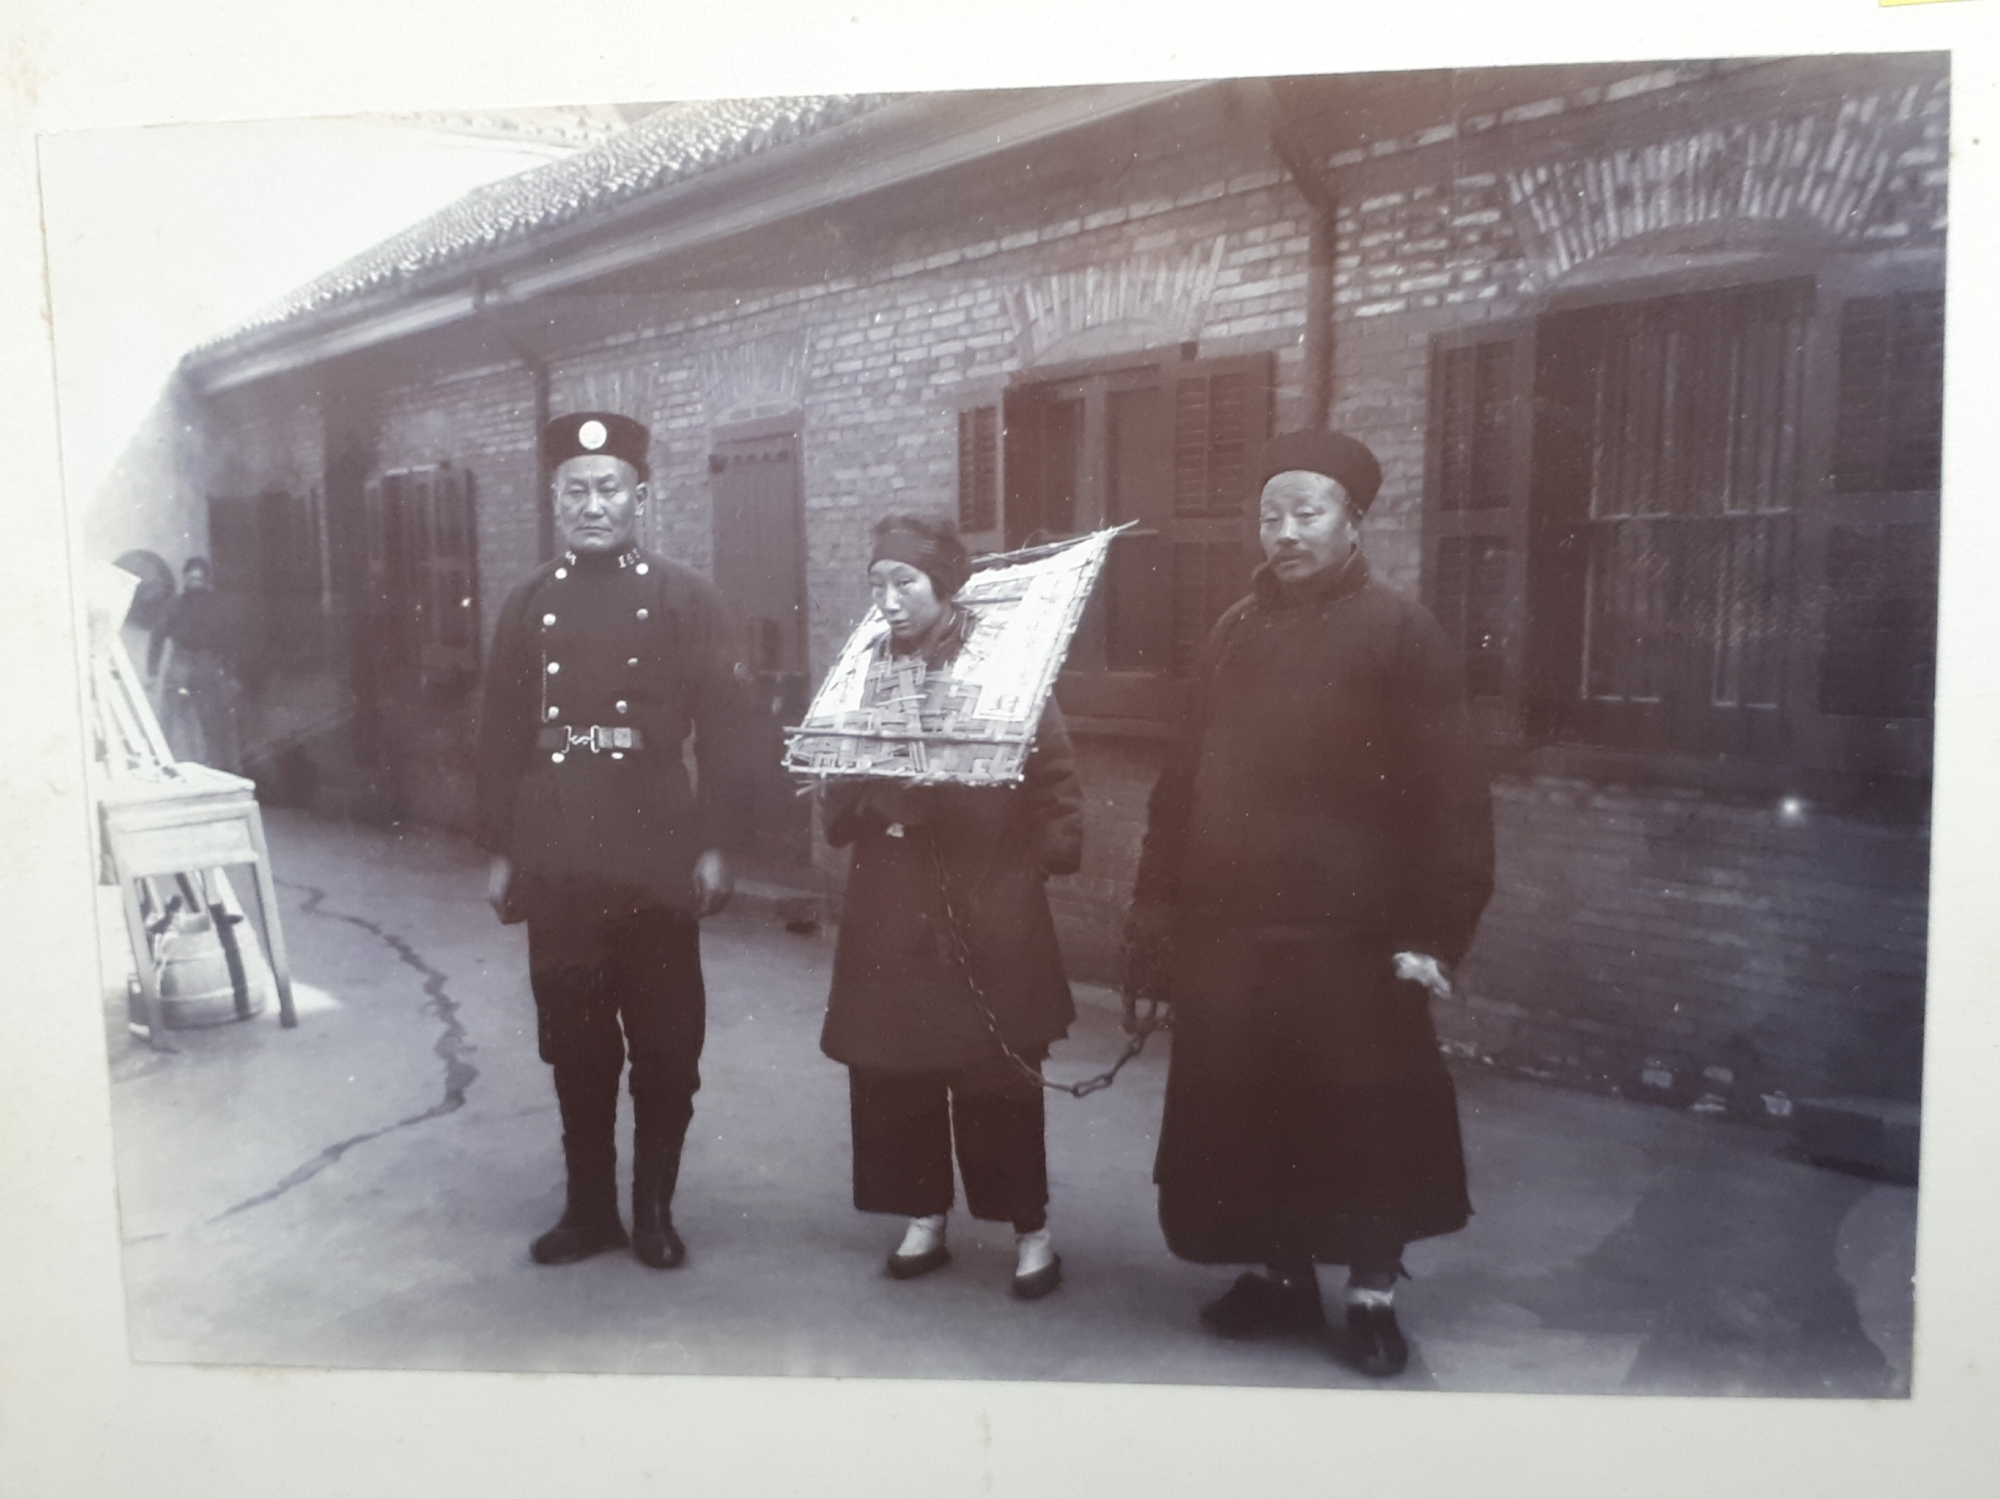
[820,607,1083,1075]
[474,545,754,920]
[1133,548,1495,1265]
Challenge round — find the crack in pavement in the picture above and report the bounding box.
[212,880,478,1221]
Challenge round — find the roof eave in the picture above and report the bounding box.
[182,80,1215,396]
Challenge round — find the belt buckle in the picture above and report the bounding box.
[563,725,633,754]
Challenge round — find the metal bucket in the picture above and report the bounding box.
[127,871,276,1035]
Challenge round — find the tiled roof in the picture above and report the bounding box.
[204,94,895,349]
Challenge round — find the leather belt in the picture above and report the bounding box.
[536,724,645,753]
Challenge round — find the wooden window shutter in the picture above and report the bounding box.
[1424,322,1534,742]
[1433,535,1511,699]
[420,468,479,678]
[1831,290,1946,496]
[1164,353,1273,674]
[956,404,1001,539]
[252,488,329,667]
[1798,282,1943,760]
[399,468,433,670]
[361,477,391,620]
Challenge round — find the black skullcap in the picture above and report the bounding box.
[543,411,651,482]
[870,513,972,599]
[1254,430,1382,515]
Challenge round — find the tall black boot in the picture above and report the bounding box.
[531,1064,628,1266]
[630,1101,689,1270]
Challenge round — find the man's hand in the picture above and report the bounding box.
[693,849,734,918]
[1394,951,1453,1001]
[486,855,514,921]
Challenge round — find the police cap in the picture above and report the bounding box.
[543,411,651,482]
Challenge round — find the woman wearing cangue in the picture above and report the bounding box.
[817,513,1083,1300]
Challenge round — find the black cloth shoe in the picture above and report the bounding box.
[886,1243,951,1280]
[1339,1302,1410,1377]
[1199,1272,1325,1339]
[1012,1253,1063,1301]
[530,1208,629,1265]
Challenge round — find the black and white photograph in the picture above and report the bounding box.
[7,1,1999,1494]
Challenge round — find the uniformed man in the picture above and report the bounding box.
[475,412,753,1270]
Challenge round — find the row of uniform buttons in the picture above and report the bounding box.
[541,577,651,763]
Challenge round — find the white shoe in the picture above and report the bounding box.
[1013,1227,1062,1300]
[887,1214,949,1279]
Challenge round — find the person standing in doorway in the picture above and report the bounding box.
[147,556,245,773]
[1125,430,1495,1376]
[476,412,752,1271]
[819,513,1082,1300]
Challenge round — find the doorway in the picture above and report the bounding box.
[709,421,810,862]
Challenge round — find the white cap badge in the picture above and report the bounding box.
[578,419,608,451]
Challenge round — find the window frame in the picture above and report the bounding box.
[1418,253,1944,793]
[955,346,1274,728]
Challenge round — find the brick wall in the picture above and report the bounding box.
[1049,733,1166,983]
[205,369,327,512]
[1320,63,1950,599]
[1443,778,1930,1112]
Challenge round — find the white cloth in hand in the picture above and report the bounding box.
[1393,951,1452,1000]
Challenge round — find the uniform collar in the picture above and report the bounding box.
[560,544,644,573]
[1251,546,1370,610]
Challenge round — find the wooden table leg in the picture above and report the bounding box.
[119,875,174,1053]
[243,812,297,1029]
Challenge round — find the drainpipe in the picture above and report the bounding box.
[475,282,555,559]
[1263,95,1340,430]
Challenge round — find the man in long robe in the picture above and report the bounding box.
[1128,429,1495,1377]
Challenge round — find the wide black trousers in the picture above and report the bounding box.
[526,899,706,1210]
[848,1050,1048,1231]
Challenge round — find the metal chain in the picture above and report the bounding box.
[923,824,1166,1099]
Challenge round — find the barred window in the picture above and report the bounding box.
[1426,272,1942,777]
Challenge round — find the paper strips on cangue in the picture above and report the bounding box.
[784,526,1127,787]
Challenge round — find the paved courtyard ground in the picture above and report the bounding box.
[98,809,1916,1396]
